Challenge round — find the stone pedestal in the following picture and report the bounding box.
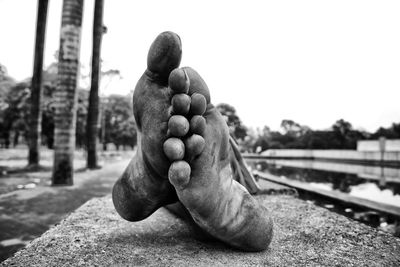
[2,195,399,266]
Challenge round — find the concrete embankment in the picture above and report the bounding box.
[2,194,399,266]
[247,149,400,166]
[253,140,400,166]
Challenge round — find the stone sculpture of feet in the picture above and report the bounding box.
[112,31,273,251]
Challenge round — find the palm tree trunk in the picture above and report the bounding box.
[52,0,84,185]
[86,0,104,169]
[28,0,49,167]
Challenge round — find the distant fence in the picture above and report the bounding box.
[247,139,400,166]
[251,149,400,167]
[357,139,400,152]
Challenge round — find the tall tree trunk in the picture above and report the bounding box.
[28,0,49,167]
[13,131,19,147]
[86,0,104,169]
[52,0,84,185]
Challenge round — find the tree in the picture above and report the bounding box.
[52,0,84,185]
[39,56,95,150]
[0,64,16,147]
[0,81,30,148]
[332,119,357,149]
[76,89,89,149]
[28,0,49,167]
[371,123,400,139]
[216,103,247,140]
[0,64,16,114]
[40,66,58,148]
[102,94,137,150]
[252,126,271,152]
[332,119,352,137]
[280,119,301,135]
[86,0,105,169]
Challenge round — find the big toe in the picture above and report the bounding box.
[147,31,182,84]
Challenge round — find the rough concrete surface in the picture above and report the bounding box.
[256,179,298,196]
[2,195,400,266]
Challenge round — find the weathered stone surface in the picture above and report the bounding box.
[257,179,298,196]
[3,195,400,266]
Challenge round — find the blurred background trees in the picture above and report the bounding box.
[0,62,137,152]
[215,102,400,153]
[1,70,399,156]
[100,94,137,151]
[216,103,247,140]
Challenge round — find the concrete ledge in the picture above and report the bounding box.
[257,179,298,196]
[2,195,400,266]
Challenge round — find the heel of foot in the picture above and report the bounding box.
[163,68,207,188]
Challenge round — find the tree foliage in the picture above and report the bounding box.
[247,118,399,153]
[371,123,400,140]
[2,62,398,153]
[216,103,247,140]
[101,94,137,150]
[0,79,30,148]
[0,63,137,151]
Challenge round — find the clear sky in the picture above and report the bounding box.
[0,0,399,132]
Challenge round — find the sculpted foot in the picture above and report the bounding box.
[112,31,273,251]
[112,32,182,221]
[165,67,273,251]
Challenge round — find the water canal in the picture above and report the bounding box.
[246,159,400,236]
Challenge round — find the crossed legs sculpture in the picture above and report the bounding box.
[112,32,273,251]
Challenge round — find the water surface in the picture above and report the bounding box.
[246,159,400,236]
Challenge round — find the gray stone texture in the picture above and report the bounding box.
[3,195,400,266]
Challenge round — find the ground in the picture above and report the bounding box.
[0,147,133,262]
[2,194,399,266]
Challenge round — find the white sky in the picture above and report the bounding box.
[0,0,399,132]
